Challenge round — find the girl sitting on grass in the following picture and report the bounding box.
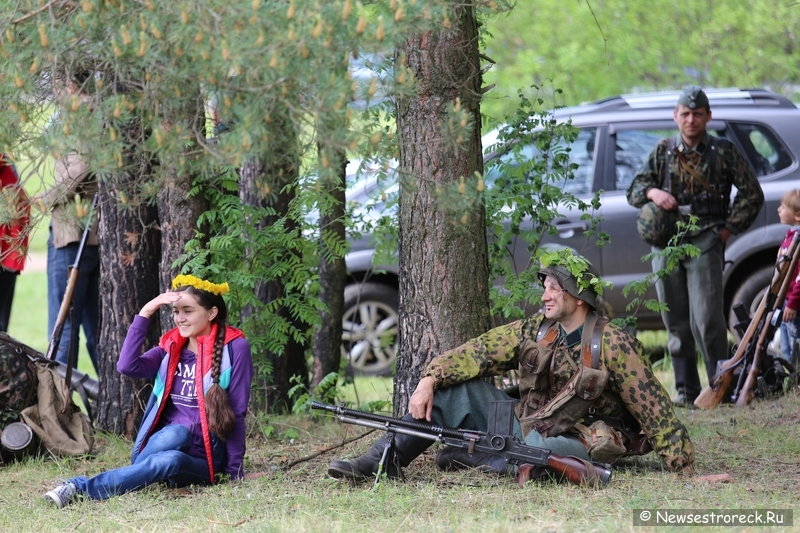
[45,275,253,507]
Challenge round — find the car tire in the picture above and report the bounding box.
[727,265,773,341]
[342,282,399,376]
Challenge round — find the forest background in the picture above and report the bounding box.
[2,0,799,424]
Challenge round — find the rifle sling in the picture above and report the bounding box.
[673,147,714,195]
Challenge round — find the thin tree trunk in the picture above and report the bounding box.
[393,1,490,416]
[311,145,347,389]
[96,123,161,437]
[157,94,210,333]
[239,109,309,413]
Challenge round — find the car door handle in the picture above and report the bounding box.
[552,221,588,238]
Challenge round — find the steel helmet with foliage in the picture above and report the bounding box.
[536,249,611,310]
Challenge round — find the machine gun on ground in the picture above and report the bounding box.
[312,400,612,488]
[694,232,800,409]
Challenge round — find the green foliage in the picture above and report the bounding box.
[478,88,606,319]
[539,247,612,297]
[0,0,465,407]
[481,0,800,120]
[288,371,340,414]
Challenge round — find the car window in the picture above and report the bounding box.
[614,129,672,191]
[728,122,793,177]
[484,127,597,195]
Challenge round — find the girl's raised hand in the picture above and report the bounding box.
[139,291,183,319]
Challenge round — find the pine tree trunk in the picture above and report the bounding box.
[239,110,309,413]
[95,132,161,437]
[393,2,490,416]
[157,94,210,333]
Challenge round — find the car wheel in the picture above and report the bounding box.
[727,265,773,341]
[342,282,399,376]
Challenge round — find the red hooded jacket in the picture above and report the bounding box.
[0,157,29,273]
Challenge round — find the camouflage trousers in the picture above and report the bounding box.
[652,227,729,398]
[431,379,590,459]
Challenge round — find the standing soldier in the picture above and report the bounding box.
[627,86,765,407]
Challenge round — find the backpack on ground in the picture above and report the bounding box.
[0,332,94,463]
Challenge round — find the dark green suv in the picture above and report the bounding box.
[343,88,800,375]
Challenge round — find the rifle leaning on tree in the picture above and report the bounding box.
[694,231,800,409]
[312,400,612,488]
[43,194,100,420]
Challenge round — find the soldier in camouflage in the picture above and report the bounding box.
[327,254,694,482]
[627,86,765,406]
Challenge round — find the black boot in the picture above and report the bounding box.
[328,415,432,481]
[435,447,511,475]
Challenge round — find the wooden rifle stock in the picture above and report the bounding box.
[693,294,766,409]
[44,266,80,362]
[519,454,611,487]
[735,234,800,407]
[42,195,98,413]
[44,195,98,362]
[694,231,800,410]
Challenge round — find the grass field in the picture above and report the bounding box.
[1,380,797,533]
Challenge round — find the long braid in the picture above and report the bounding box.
[204,320,236,440]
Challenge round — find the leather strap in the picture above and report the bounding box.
[673,147,714,194]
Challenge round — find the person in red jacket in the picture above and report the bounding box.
[777,189,800,364]
[0,155,30,332]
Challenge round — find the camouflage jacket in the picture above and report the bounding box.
[627,133,764,236]
[422,313,695,471]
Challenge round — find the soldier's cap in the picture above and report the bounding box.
[536,254,600,310]
[677,85,709,110]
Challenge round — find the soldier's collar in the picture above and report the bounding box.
[558,325,584,348]
[677,132,711,154]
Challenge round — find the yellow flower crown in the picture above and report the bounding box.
[171,274,230,296]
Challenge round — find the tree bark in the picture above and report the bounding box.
[393,2,490,416]
[239,109,309,413]
[157,94,210,333]
[311,145,347,389]
[96,123,161,437]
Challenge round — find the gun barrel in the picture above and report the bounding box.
[311,401,468,439]
[55,364,99,402]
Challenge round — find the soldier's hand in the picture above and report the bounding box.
[646,188,677,211]
[409,376,435,421]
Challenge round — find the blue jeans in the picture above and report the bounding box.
[69,424,226,500]
[780,316,800,363]
[47,231,100,373]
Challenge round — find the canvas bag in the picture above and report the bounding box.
[636,138,685,248]
[20,360,93,457]
[573,420,628,464]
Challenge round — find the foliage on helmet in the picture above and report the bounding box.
[537,249,612,309]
